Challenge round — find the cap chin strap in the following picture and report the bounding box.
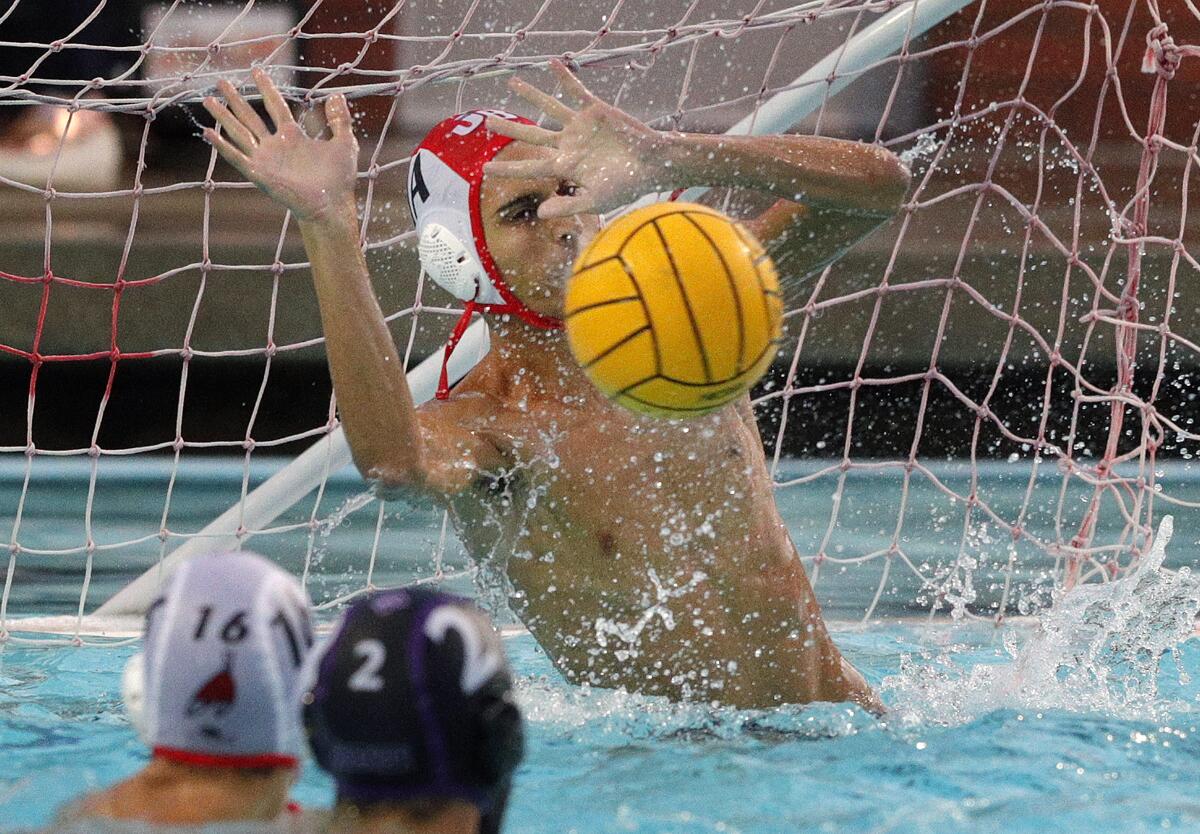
[437,298,480,400]
[419,223,563,400]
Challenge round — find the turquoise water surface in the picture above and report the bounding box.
[4,459,1200,832]
[6,626,1200,833]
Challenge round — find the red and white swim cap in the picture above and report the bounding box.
[408,110,563,399]
[123,551,314,770]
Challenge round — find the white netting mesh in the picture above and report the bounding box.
[1,0,1199,643]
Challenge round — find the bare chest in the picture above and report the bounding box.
[450,404,767,575]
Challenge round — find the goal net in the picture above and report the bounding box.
[1,0,1197,642]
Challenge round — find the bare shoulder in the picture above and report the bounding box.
[407,352,516,488]
[52,784,126,825]
[416,351,509,428]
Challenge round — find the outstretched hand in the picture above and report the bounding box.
[202,68,359,222]
[483,61,668,219]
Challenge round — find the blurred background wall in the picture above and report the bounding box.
[0,0,1196,459]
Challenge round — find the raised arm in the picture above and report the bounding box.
[484,61,910,278]
[202,70,498,496]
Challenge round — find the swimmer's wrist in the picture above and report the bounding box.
[653,130,724,192]
[297,191,359,229]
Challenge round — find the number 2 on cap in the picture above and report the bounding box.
[424,607,502,695]
[348,639,386,692]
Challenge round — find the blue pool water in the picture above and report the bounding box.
[6,624,1200,833]
[6,457,1200,622]
[4,459,1200,832]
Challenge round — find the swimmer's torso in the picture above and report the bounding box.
[441,351,862,708]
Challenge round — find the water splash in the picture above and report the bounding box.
[515,672,877,742]
[884,516,1200,725]
[306,488,378,575]
[898,131,941,168]
[317,489,376,537]
[593,568,709,660]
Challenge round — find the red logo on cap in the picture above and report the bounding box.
[188,653,237,717]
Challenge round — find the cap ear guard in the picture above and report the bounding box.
[122,651,151,746]
[471,679,525,788]
[418,222,484,302]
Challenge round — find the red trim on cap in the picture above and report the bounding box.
[153,746,299,770]
[466,160,563,331]
[416,110,567,399]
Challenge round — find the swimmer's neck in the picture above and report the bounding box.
[488,316,597,402]
[331,800,482,834]
[80,757,295,823]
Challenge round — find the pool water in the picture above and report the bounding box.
[5,622,1200,833]
[4,459,1200,832]
[6,457,1200,623]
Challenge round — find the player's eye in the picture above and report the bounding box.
[502,195,542,223]
[557,181,579,197]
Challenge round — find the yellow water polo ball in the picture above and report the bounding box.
[564,202,783,418]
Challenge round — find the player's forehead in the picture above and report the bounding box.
[480,143,557,211]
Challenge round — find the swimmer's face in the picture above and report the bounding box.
[480,143,602,320]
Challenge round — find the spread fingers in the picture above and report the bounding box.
[216,78,269,140]
[486,116,558,147]
[508,76,575,123]
[326,94,353,139]
[252,67,296,130]
[202,97,258,155]
[548,60,597,106]
[203,127,252,175]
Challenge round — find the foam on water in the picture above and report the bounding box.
[884,516,1200,725]
[515,669,878,743]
